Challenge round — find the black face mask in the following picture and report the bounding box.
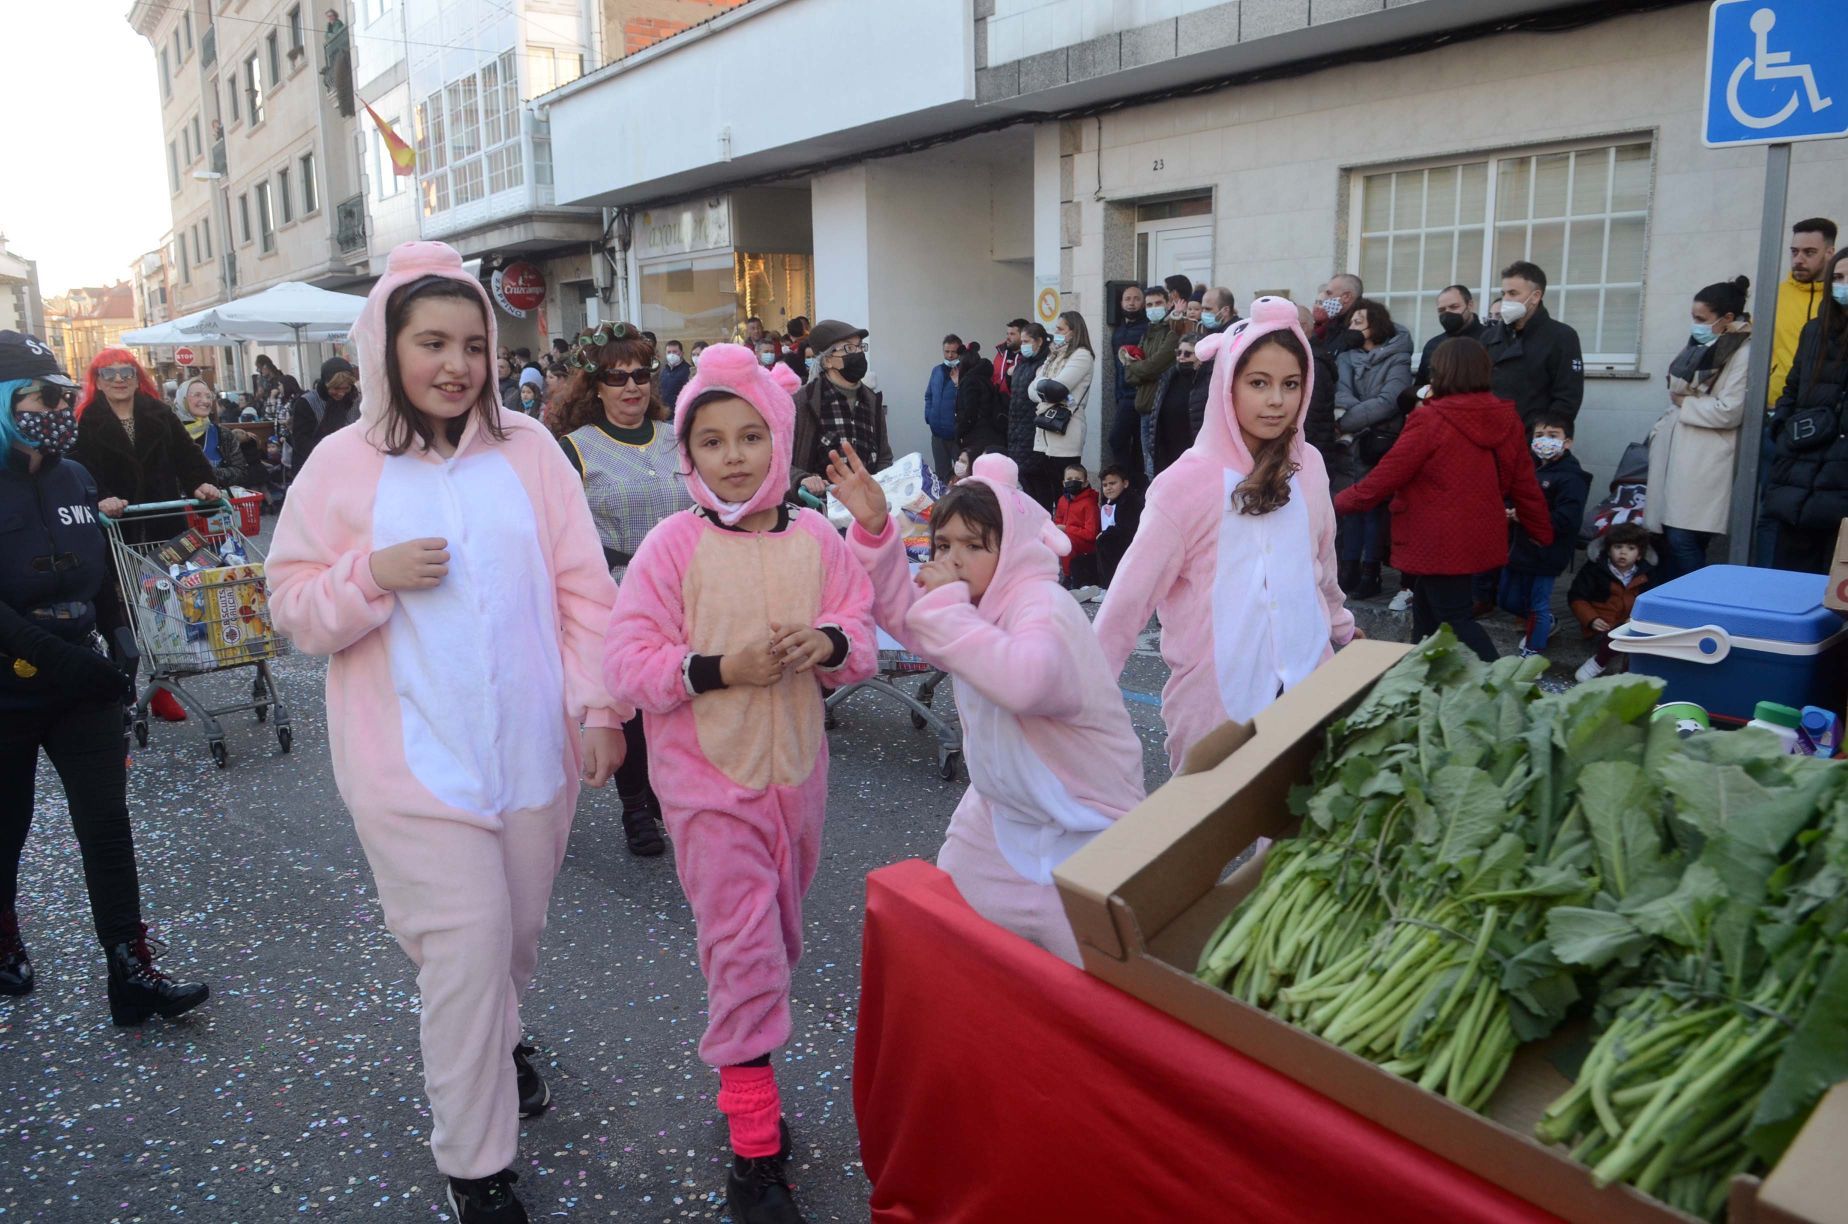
[1063,481,1084,497]
[1438,311,1468,336]
[838,353,868,383]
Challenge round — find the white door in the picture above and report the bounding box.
[1143,221,1215,293]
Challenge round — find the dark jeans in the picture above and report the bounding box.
[1411,574,1500,663]
[1773,525,1835,575]
[0,697,143,948]
[930,435,960,487]
[1497,570,1556,652]
[616,712,652,801]
[1108,394,1139,471]
[1659,526,1715,584]
[1336,506,1389,564]
[1022,452,1065,513]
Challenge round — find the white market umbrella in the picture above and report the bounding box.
[188,281,365,379]
[121,319,238,346]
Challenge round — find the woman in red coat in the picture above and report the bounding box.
[1333,338,1551,661]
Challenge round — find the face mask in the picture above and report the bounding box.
[1199,311,1219,330]
[1689,323,1717,346]
[665,352,683,367]
[1834,283,1848,306]
[758,352,776,367]
[1499,299,1530,327]
[1531,435,1565,461]
[1063,481,1084,497]
[944,356,959,367]
[1020,344,1036,359]
[1052,333,1068,348]
[951,459,970,478]
[16,404,77,458]
[839,352,869,383]
[1146,307,1168,324]
[1319,298,1344,317]
[805,357,820,376]
[1438,311,1467,335]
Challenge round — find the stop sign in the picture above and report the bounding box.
[174,346,197,366]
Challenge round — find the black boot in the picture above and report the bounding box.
[446,1169,527,1223]
[1350,562,1384,601]
[106,925,208,1026]
[726,1146,806,1224]
[1337,560,1360,594]
[0,909,32,996]
[513,1042,550,1119]
[620,791,665,857]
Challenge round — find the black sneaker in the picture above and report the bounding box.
[0,910,32,996]
[446,1169,527,1223]
[619,791,665,857]
[513,1043,550,1119]
[726,1148,805,1224]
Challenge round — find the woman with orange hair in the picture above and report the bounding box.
[71,349,219,722]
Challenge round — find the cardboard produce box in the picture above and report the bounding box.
[1055,641,1846,1224]
[1825,520,1848,614]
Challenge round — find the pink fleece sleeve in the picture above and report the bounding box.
[266,447,396,657]
[1299,450,1356,647]
[809,515,878,686]
[602,521,696,717]
[1093,498,1186,676]
[907,584,1084,720]
[539,438,630,729]
[845,517,932,661]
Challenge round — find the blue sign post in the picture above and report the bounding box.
[1704,2,1848,564]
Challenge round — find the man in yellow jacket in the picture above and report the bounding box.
[1769,218,1837,408]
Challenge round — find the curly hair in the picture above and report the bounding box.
[1232,330,1307,518]
[550,323,670,437]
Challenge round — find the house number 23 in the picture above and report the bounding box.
[1152,159,1165,172]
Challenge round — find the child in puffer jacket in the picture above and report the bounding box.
[1568,520,1655,683]
[1053,463,1100,589]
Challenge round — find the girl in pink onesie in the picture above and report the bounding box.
[1095,296,1356,773]
[267,241,628,1224]
[601,343,875,1224]
[827,444,1144,966]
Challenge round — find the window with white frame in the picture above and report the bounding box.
[288,6,304,56]
[278,166,293,223]
[300,152,318,214]
[227,75,240,124]
[267,33,282,88]
[191,116,203,163]
[246,54,266,124]
[183,13,192,52]
[257,182,275,252]
[239,193,252,244]
[1352,140,1652,370]
[361,0,393,24]
[417,50,524,218]
[159,48,171,100]
[167,142,180,194]
[527,46,582,97]
[201,217,212,262]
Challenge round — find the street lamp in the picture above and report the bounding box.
[190,168,244,393]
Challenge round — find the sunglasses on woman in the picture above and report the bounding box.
[95,365,139,383]
[597,368,652,388]
[10,382,77,410]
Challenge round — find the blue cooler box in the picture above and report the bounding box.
[1607,565,1847,723]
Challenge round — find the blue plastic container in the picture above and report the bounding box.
[1607,565,1847,723]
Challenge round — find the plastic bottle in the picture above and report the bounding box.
[1796,706,1840,759]
[1746,701,1803,755]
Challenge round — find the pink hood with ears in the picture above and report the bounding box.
[672,342,802,524]
[347,241,502,442]
[959,452,1071,616]
[1191,295,1315,474]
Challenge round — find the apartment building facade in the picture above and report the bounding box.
[0,236,46,338]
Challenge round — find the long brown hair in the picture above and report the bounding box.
[551,323,670,437]
[1811,250,1848,382]
[1232,330,1305,517]
[379,276,509,456]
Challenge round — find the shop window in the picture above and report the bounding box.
[638,251,814,352]
[1353,140,1652,370]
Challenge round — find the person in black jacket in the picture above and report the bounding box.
[1005,323,1051,465]
[71,349,219,545]
[1482,261,1586,426]
[1417,285,1488,386]
[1151,335,1201,474]
[1764,249,1848,572]
[0,332,209,1023]
[288,357,359,475]
[1095,464,1142,588]
[1499,411,1590,658]
[953,344,1006,459]
[1107,285,1149,469]
[1297,303,1340,464]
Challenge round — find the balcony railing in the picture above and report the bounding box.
[201,23,216,67]
[321,23,355,117]
[335,194,366,254]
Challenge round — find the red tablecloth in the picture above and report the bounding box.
[854,859,1565,1224]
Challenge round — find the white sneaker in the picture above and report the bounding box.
[1069,585,1102,604]
[1388,589,1413,613]
[1574,656,1606,684]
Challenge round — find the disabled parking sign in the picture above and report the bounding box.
[1704,0,1848,146]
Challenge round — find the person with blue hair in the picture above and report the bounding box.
[0,330,209,1024]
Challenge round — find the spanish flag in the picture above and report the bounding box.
[365,102,416,176]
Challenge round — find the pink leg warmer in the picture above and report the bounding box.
[717,1064,782,1158]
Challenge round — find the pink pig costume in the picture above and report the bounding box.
[846,454,1145,966]
[1095,297,1355,772]
[601,343,875,1156]
[266,242,627,1180]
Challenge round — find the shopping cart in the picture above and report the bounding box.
[823,628,963,780]
[103,498,292,768]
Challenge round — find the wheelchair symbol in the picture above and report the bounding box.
[1727,8,1833,129]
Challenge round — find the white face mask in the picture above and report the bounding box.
[1500,298,1530,327]
[951,459,970,478]
[1531,435,1565,461]
[1145,307,1167,324]
[665,352,683,367]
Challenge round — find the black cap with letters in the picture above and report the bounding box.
[0,331,77,388]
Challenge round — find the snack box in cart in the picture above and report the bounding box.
[1607,565,1846,724]
[1054,642,1847,1224]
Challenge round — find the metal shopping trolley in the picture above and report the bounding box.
[103,498,292,768]
[823,628,963,780]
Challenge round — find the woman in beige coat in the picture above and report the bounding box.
[1025,309,1095,509]
[1646,276,1751,581]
